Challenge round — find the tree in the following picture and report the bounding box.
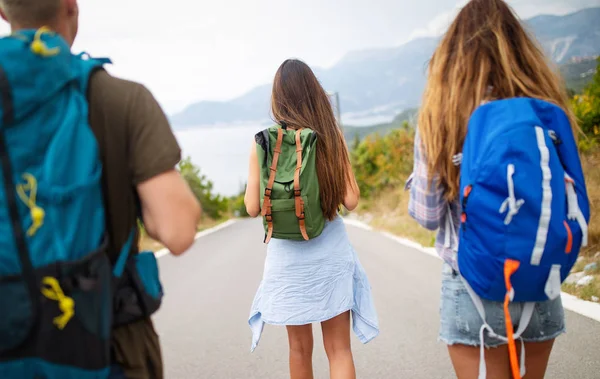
[351,134,361,151]
[177,157,228,219]
[229,184,250,218]
[351,128,415,198]
[571,57,600,148]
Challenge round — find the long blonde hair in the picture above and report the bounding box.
[418,0,578,201]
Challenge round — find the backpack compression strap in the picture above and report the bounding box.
[294,129,309,241]
[261,127,284,243]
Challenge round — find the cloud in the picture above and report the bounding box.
[0,0,596,113]
[407,0,468,40]
[405,0,597,42]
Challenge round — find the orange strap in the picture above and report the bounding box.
[564,221,573,253]
[262,128,284,243]
[294,129,309,240]
[503,259,522,379]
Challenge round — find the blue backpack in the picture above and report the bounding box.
[0,28,163,379]
[455,98,590,379]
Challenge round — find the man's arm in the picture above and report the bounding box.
[128,83,201,255]
[137,170,201,255]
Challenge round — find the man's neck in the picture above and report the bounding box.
[10,22,73,46]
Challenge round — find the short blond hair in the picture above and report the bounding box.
[0,0,61,26]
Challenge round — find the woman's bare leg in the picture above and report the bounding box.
[520,340,555,379]
[447,339,555,379]
[448,344,510,379]
[321,312,356,379]
[286,324,314,379]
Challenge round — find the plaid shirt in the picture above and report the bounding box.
[407,130,460,270]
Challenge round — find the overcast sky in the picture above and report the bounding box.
[1,0,597,113]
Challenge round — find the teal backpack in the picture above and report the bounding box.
[255,123,325,242]
[0,29,163,378]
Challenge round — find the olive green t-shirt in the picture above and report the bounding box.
[88,69,181,379]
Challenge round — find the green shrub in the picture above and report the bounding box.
[178,157,228,219]
[351,128,415,198]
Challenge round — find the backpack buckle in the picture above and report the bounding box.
[548,130,562,145]
[265,213,273,222]
[298,212,305,220]
[264,188,272,197]
[294,189,301,197]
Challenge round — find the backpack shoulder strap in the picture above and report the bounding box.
[535,100,590,246]
[293,128,309,240]
[255,129,271,168]
[261,127,284,243]
[81,58,142,261]
[0,64,38,312]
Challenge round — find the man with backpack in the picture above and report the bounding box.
[0,1,201,378]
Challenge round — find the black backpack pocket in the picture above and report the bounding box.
[0,276,34,354]
[0,247,113,375]
[113,251,163,328]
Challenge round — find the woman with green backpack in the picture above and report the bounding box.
[245,59,379,379]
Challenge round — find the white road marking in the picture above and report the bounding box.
[154,219,239,258]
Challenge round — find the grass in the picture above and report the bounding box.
[561,254,600,302]
[580,148,600,257]
[561,149,600,301]
[138,216,226,252]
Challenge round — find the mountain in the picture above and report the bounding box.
[171,7,600,128]
[343,108,419,142]
[171,84,272,128]
[526,8,600,63]
[561,58,599,94]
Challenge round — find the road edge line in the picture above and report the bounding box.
[154,219,239,259]
[342,217,600,323]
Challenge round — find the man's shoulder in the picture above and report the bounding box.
[88,69,163,126]
[89,69,148,101]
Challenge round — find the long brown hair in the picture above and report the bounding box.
[271,59,351,220]
[418,0,578,201]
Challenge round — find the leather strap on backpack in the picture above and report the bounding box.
[262,127,284,243]
[294,129,309,240]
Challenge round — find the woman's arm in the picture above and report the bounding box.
[244,140,261,218]
[343,162,360,211]
[408,130,447,231]
[340,134,360,211]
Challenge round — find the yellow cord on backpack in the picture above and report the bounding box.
[16,173,45,236]
[41,277,75,330]
[30,26,60,57]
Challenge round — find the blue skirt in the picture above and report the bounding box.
[248,216,379,352]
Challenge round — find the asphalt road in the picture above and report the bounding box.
[153,218,600,379]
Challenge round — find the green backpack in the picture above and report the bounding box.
[256,124,325,242]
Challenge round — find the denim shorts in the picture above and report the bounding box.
[439,263,566,347]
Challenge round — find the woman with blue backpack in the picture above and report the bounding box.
[408,1,590,378]
[244,59,379,379]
